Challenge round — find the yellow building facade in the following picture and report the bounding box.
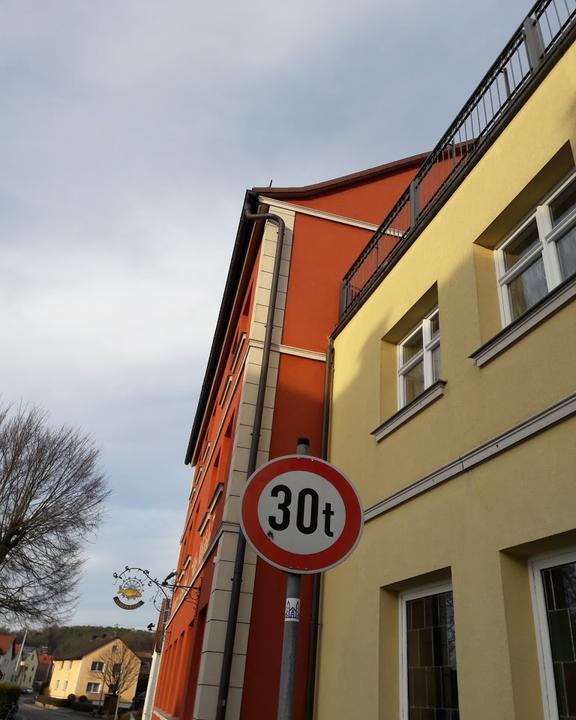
[317,9,576,720]
[49,638,140,708]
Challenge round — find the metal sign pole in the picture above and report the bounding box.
[277,438,309,720]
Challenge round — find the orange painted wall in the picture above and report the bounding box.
[293,162,421,223]
[282,215,373,353]
[153,550,214,720]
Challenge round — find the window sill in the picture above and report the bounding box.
[470,274,576,367]
[371,380,446,442]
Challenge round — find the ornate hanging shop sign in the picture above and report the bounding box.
[112,565,203,614]
[113,576,145,610]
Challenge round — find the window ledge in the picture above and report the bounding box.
[371,380,447,442]
[470,274,576,367]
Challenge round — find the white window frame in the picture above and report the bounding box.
[201,442,211,463]
[230,332,246,372]
[397,308,440,409]
[399,580,454,720]
[90,661,104,672]
[219,376,233,406]
[529,547,576,720]
[86,682,100,694]
[496,171,576,326]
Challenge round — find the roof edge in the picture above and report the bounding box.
[184,151,430,466]
[184,190,259,465]
[252,151,429,199]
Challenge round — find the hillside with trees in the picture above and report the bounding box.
[1,626,154,657]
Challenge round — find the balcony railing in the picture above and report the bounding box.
[339,0,576,320]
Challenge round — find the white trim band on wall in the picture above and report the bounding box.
[365,391,576,522]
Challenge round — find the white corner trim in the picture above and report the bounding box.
[278,343,326,362]
[248,338,326,363]
[153,709,179,720]
[365,391,576,522]
[471,274,576,367]
[372,381,446,441]
[258,195,380,232]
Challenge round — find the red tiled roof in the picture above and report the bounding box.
[0,635,16,655]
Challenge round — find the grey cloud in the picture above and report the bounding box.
[0,0,531,626]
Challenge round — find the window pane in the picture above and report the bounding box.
[503,222,540,271]
[541,561,576,717]
[406,591,459,717]
[550,180,576,225]
[432,347,441,382]
[404,361,424,404]
[508,256,547,319]
[430,312,440,338]
[557,226,576,280]
[403,328,423,363]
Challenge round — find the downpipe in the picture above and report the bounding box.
[215,205,286,720]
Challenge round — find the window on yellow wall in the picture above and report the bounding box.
[530,548,576,720]
[374,284,443,441]
[397,308,440,408]
[495,171,576,325]
[400,583,459,720]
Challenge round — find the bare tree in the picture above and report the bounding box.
[0,404,109,625]
[93,643,141,720]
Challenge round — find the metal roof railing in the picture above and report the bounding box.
[339,0,576,320]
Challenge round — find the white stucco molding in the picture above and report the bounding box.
[470,274,576,367]
[365,390,576,522]
[371,380,446,442]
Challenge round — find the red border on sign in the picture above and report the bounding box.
[240,455,363,574]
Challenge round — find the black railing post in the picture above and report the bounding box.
[339,280,348,318]
[409,180,420,227]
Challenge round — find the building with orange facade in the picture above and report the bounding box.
[151,153,434,720]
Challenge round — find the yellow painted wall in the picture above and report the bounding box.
[49,658,81,698]
[318,37,576,720]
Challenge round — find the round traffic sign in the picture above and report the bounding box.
[240,455,363,574]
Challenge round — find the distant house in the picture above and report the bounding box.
[18,648,53,690]
[49,638,140,709]
[0,635,21,683]
[17,647,37,689]
[34,651,53,689]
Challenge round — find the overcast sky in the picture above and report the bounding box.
[1,0,531,629]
